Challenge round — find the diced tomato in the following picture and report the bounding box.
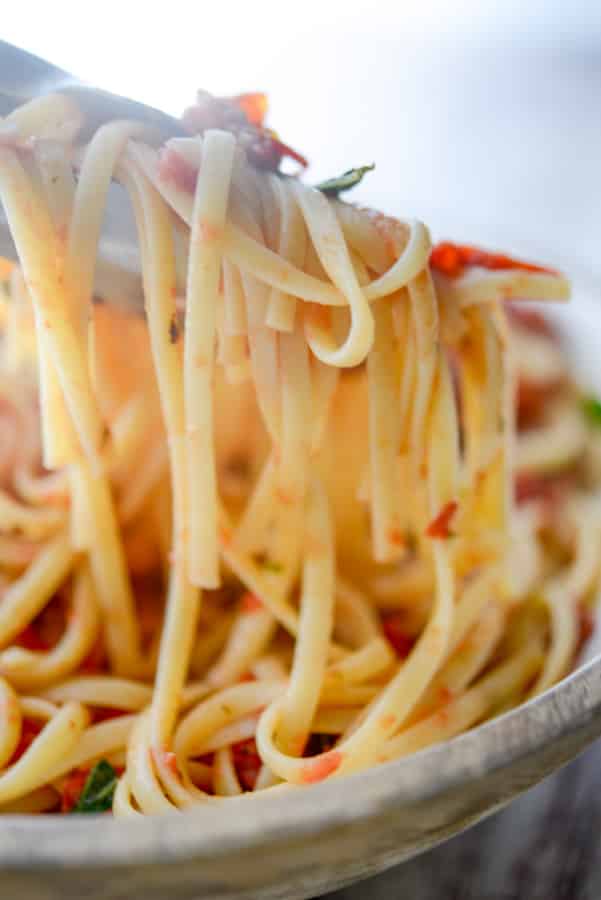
[60,767,90,813]
[430,242,556,279]
[507,303,559,342]
[382,615,416,659]
[230,93,268,127]
[157,147,198,194]
[430,242,464,278]
[181,92,307,173]
[9,719,43,765]
[514,471,574,507]
[15,624,48,652]
[231,738,262,790]
[80,635,107,674]
[425,501,458,539]
[516,378,563,430]
[241,592,263,613]
[15,596,65,652]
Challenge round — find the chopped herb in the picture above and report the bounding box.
[315,164,375,197]
[582,394,601,427]
[72,760,118,814]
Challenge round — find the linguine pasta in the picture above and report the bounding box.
[0,90,596,815]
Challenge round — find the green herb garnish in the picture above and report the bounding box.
[72,760,118,814]
[315,164,375,197]
[582,394,601,427]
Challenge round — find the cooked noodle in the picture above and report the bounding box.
[0,90,596,815]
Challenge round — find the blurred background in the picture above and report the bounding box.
[3,3,601,898]
[3,0,601,274]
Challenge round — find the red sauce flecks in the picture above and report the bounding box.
[507,303,563,430]
[15,624,48,652]
[241,592,263,613]
[514,470,575,507]
[299,750,343,784]
[430,242,556,280]
[9,719,43,765]
[517,377,563,430]
[382,615,416,659]
[426,500,458,539]
[231,738,262,790]
[80,635,107,674]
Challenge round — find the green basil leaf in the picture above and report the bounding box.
[315,164,375,197]
[72,760,118,814]
[582,394,601,427]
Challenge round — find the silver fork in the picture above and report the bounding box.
[0,39,186,311]
[0,39,184,136]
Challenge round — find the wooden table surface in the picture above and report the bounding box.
[321,741,601,900]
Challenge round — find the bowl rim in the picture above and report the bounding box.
[1,652,600,871]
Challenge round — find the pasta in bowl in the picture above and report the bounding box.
[0,88,598,887]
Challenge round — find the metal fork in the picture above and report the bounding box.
[0,39,186,310]
[0,39,184,136]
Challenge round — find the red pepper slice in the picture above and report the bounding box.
[430,242,556,279]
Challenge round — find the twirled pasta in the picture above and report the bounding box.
[0,90,595,817]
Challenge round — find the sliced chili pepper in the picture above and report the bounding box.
[430,242,556,279]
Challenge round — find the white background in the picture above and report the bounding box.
[3,0,601,272]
